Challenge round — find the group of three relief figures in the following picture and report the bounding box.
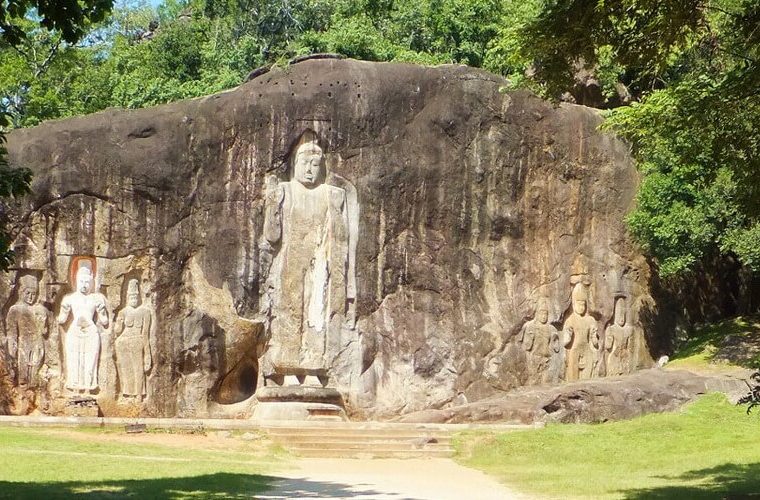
[520,282,635,383]
[4,264,153,401]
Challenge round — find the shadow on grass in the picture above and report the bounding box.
[0,472,402,499]
[0,473,271,499]
[671,315,760,368]
[622,462,760,499]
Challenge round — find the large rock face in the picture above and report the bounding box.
[0,59,654,419]
[398,368,749,424]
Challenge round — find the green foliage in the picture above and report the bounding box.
[202,0,333,60]
[1,0,112,46]
[152,19,204,81]
[1,0,536,127]
[739,371,760,414]
[298,13,399,61]
[723,223,760,271]
[518,0,707,98]
[605,67,759,276]
[297,0,504,66]
[516,0,760,278]
[0,0,96,270]
[482,0,541,81]
[1,1,272,122]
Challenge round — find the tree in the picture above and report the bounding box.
[0,0,114,269]
[295,0,504,66]
[739,371,760,414]
[513,0,760,278]
[1,0,112,46]
[0,0,536,124]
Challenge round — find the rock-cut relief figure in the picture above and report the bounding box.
[58,266,109,393]
[562,282,599,381]
[260,138,357,379]
[5,274,53,387]
[114,279,153,400]
[519,298,562,384]
[604,297,633,376]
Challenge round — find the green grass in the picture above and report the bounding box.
[0,426,284,499]
[455,393,760,499]
[667,315,760,371]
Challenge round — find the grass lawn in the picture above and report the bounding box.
[666,315,760,372]
[0,426,285,499]
[454,393,760,499]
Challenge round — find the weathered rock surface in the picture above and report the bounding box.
[397,369,749,424]
[0,59,657,418]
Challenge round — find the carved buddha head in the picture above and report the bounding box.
[571,282,588,316]
[127,279,140,308]
[19,275,38,305]
[614,297,627,326]
[294,142,324,187]
[76,267,93,294]
[535,298,549,324]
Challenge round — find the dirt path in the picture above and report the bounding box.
[259,457,528,499]
[40,427,273,454]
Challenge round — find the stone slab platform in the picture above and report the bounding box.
[0,415,543,432]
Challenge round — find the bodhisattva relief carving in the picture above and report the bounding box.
[519,298,562,383]
[604,296,633,376]
[563,282,599,381]
[5,275,53,388]
[58,266,109,393]
[114,279,152,400]
[260,138,357,382]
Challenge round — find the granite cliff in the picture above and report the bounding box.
[0,58,655,418]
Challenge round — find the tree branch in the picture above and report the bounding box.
[33,38,62,79]
[704,3,742,20]
[714,44,758,65]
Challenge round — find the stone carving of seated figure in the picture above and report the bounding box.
[604,297,634,376]
[5,274,52,388]
[563,282,599,381]
[519,298,561,384]
[114,279,153,400]
[58,266,109,393]
[260,139,355,386]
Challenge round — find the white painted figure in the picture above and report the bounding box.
[114,279,152,400]
[58,266,108,392]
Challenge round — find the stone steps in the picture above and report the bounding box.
[258,419,533,459]
[281,440,452,449]
[0,415,540,432]
[261,433,452,444]
[292,447,456,459]
[266,437,455,458]
[256,421,535,431]
[0,415,539,459]
[262,427,453,438]
[259,423,458,458]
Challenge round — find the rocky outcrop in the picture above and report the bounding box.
[397,369,749,424]
[1,59,655,418]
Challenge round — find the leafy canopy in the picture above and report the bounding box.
[518,0,760,277]
[1,0,111,46]
[0,0,113,269]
